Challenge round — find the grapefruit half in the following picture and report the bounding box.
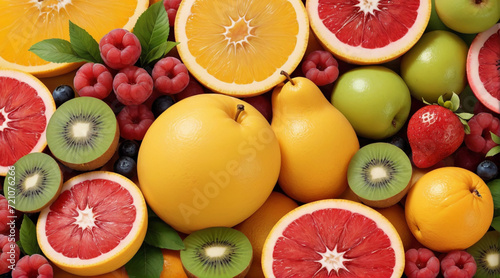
[467,23,500,114]
[262,199,405,277]
[36,171,148,276]
[0,68,55,176]
[306,0,431,64]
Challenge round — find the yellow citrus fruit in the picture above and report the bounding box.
[375,204,420,251]
[234,191,299,278]
[174,0,309,97]
[52,264,129,278]
[160,249,188,278]
[0,0,148,78]
[137,93,281,234]
[405,167,494,252]
[39,69,78,94]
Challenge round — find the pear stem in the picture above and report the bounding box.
[280,70,295,85]
[235,104,245,121]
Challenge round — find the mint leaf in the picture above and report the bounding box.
[133,0,170,66]
[125,243,163,278]
[164,41,179,56]
[29,38,86,63]
[492,216,500,232]
[20,215,41,255]
[145,218,185,250]
[69,21,103,64]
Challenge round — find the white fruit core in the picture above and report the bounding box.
[31,0,72,12]
[317,247,352,274]
[72,122,90,138]
[0,107,12,132]
[223,16,255,47]
[24,174,40,190]
[486,253,500,268]
[205,246,227,258]
[74,206,96,230]
[370,166,388,182]
[355,0,381,15]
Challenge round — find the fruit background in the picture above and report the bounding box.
[0,0,499,277]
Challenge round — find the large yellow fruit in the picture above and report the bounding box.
[405,167,494,252]
[137,94,281,234]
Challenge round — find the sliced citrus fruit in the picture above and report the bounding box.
[174,0,309,97]
[36,171,148,276]
[0,68,55,176]
[467,23,500,114]
[0,0,148,78]
[306,0,431,64]
[262,199,405,278]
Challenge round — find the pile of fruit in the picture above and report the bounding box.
[0,0,499,277]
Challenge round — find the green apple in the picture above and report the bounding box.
[400,30,467,103]
[426,0,451,32]
[435,0,500,34]
[330,66,411,140]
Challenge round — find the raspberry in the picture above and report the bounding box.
[0,195,12,235]
[174,77,205,101]
[0,234,20,275]
[440,250,477,278]
[240,94,273,123]
[454,145,483,172]
[404,248,440,278]
[73,63,113,99]
[99,28,142,70]
[113,66,154,105]
[164,0,182,27]
[152,57,190,95]
[301,50,339,86]
[465,112,500,155]
[12,254,53,278]
[117,104,155,140]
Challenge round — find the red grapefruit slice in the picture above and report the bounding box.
[262,199,405,278]
[306,0,431,64]
[0,68,55,176]
[36,171,148,276]
[467,23,500,114]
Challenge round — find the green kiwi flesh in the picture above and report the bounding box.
[3,152,62,212]
[467,231,500,278]
[180,227,253,278]
[46,97,118,171]
[347,142,412,207]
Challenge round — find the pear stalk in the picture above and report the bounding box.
[280,70,295,85]
[235,104,245,121]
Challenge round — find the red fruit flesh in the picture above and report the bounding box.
[99,28,142,70]
[12,254,53,278]
[301,50,339,86]
[404,248,440,278]
[73,63,113,99]
[117,104,155,140]
[440,250,477,278]
[464,112,500,155]
[113,66,154,105]
[0,234,20,274]
[152,57,190,95]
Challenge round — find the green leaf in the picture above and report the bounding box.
[164,41,179,56]
[460,118,471,134]
[133,0,170,66]
[491,131,500,145]
[69,21,103,64]
[492,216,500,232]
[486,146,500,157]
[125,243,164,278]
[437,95,445,107]
[145,218,185,250]
[455,112,474,121]
[29,38,86,63]
[19,215,41,255]
[450,92,460,112]
[488,179,500,210]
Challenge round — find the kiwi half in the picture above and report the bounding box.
[46,97,119,171]
[347,142,412,208]
[3,152,62,212]
[180,227,253,278]
[467,231,500,278]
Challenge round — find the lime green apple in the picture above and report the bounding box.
[426,0,451,32]
[330,66,411,140]
[400,30,468,103]
[435,0,500,34]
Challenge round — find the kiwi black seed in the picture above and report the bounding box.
[347,142,412,208]
[467,231,500,278]
[180,227,253,278]
[3,152,62,213]
[46,97,119,171]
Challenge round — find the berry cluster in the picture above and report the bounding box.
[405,248,477,278]
[113,140,141,179]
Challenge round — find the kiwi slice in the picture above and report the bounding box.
[180,227,253,278]
[46,97,119,171]
[347,142,412,208]
[467,231,500,278]
[3,152,62,212]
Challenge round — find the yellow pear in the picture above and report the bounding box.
[271,74,359,203]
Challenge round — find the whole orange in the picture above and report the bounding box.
[405,167,494,252]
[160,249,188,278]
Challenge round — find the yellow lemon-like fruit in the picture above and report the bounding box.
[138,94,281,234]
[405,167,494,252]
[376,204,421,251]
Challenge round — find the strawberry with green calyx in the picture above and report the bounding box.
[408,93,474,168]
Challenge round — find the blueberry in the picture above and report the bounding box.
[113,156,137,178]
[118,140,140,160]
[477,160,498,181]
[389,136,406,151]
[152,95,175,118]
[52,85,75,107]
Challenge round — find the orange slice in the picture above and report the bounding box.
[0,0,149,78]
[174,0,309,97]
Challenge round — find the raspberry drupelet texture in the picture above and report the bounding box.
[12,254,53,278]
[73,63,113,99]
[152,56,190,95]
[404,248,440,278]
[301,50,339,86]
[99,28,142,70]
[117,104,155,140]
[113,66,154,105]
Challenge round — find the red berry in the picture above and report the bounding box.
[407,105,465,168]
[73,63,113,99]
[0,195,12,235]
[99,28,142,70]
[240,93,273,123]
[0,234,20,274]
[152,57,190,95]
[301,50,339,86]
[404,248,440,278]
[117,104,155,140]
[174,77,205,101]
[113,66,154,105]
[454,145,484,172]
[12,254,53,278]
[164,0,182,27]
[464,112,500,155]
[440,250,477,278]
